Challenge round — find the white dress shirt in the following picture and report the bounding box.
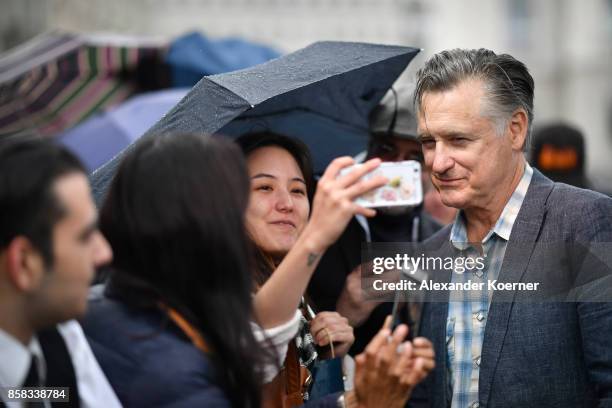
[0,320,122,408]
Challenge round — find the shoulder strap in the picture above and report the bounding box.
[37,327,80,408]
[165,307,210,353]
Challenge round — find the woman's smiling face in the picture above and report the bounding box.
[245,146,310,259]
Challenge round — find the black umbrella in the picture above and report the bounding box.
[91,41,420,204]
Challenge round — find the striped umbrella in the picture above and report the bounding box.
[0,31,167,137]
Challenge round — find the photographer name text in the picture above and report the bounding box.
[373,279,541,292]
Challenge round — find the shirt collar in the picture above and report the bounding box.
[450,162,533,248]
[0,328,46,388]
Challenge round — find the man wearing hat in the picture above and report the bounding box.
[307,85,441,354]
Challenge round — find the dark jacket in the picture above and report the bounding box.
[411,170,612,407]
[82,295,231,408]
[308,211,441,354]
[82,292,344,408]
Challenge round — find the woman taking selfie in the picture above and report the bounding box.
[237,132,381,355]
[237,132,436,406]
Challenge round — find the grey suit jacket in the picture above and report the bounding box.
[410,169,612,408]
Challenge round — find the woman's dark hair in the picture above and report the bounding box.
[234,132,315,285]
[100,133,263,408]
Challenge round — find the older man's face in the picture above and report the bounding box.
[417,79,517,210]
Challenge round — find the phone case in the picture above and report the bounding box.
[342,160,423,208]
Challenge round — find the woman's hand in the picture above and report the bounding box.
[301,157,387,254]
[408,336,436,384]
[309,311,355,358]
[350,320,435,408]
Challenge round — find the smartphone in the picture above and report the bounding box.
[341,160,423,208]
[390,267,428,336]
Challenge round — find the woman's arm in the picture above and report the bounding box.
[251,310,302,382]
[253,157,386,328]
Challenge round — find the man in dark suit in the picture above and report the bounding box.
[0,137,120,407]
[408,48,612,407]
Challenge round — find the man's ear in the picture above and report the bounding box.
[508,108,529,151]
[4,237,45,291]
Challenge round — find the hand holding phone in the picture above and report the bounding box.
[340,160,423,208]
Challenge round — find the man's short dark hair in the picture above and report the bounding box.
[0,137,86,266]
[414,48,535,151]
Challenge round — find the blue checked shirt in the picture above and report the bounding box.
[447,163,533,408]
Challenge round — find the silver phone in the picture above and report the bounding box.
[341,160,423,208]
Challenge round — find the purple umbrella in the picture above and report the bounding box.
[56,88,189,172]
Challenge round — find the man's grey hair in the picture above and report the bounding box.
[414,48,535,151]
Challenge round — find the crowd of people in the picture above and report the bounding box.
[1,47,611,408]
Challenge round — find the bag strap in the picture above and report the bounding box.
[163,305,210,353]
[324,329,335,359]
[285,341,306,395]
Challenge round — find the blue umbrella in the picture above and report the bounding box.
[166,31,281,87]
[92,41,420,204]
[57,88,189,172]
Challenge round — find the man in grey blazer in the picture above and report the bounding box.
[407,48,612,407]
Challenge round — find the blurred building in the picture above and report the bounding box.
[2,0,611,191]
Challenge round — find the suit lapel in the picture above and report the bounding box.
[479,170,554,406]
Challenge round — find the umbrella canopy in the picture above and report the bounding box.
[56,88,189,172]
[91,41,420,204]
[0,31,167,137]
[166,31,281,87]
